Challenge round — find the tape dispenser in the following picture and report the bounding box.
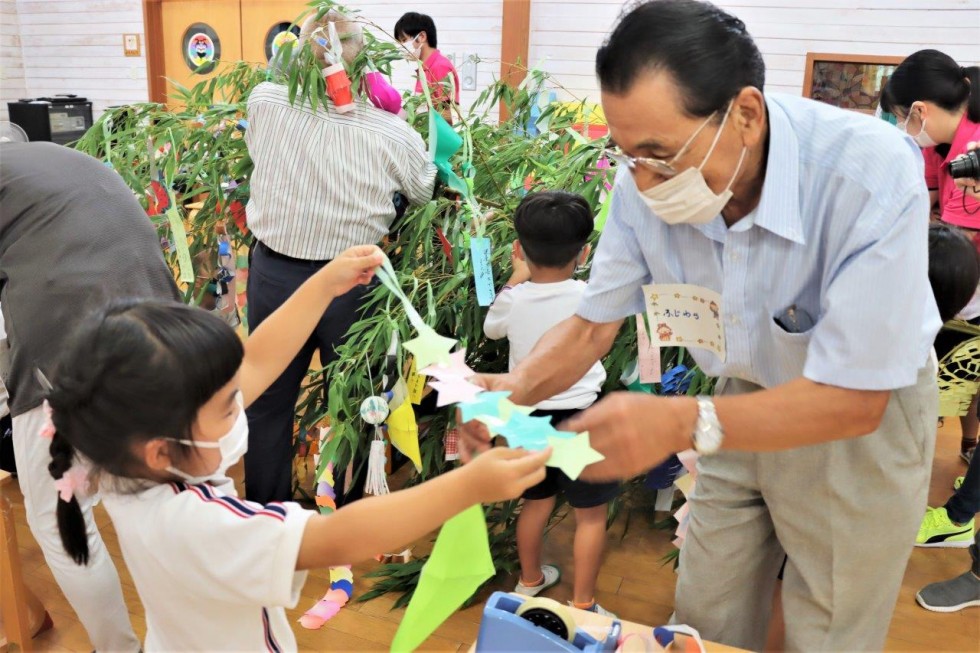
[476,592,621,652]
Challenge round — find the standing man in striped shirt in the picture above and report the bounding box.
[243,10,437,504]
[460,1,940,650]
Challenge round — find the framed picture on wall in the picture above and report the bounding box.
[802,53,905,116]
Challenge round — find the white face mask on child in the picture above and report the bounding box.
[166,393,248,484]
[405,35,422,59]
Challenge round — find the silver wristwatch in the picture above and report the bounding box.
[692,396,724,455]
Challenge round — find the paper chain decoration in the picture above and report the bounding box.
[374,255,605,480]
[300,440,354,630]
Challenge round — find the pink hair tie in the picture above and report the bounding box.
[39,400,56,440]
[54,466,89,503]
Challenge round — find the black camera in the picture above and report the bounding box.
[948,149,980,180]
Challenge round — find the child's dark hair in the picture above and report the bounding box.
[928,223,980,323]
[47,299,244,564]
[394,12,438,48]
[513,191,594,268]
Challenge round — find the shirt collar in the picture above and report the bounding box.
[946,113,980,166]
[694,95,805,245]
[751,96,805,244]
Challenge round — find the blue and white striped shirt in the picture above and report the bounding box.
[579,93,941,391]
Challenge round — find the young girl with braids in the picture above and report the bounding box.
[44,244,549,652]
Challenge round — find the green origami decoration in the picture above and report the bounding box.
[403,324,456,370]
[431,110,462,168]
[390,505,495,652]
[430,111,469,197]
[546,431,605,481]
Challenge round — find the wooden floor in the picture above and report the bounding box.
[6,422,979,652]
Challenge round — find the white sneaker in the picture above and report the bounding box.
[514,565,561,597]
[570,600,617,619]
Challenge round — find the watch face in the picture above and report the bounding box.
[694,397,723,455]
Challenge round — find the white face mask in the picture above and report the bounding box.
[638,102,748,225]
[403,35,422,60]
[900,108,937,148]
[167,393,248,484]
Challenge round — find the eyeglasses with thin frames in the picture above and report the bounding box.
[601,104,727,179]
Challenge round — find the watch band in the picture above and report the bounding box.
[692,396,724,455]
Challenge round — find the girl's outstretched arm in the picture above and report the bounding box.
[295,447,551,570]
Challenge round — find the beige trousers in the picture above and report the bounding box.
[675,367,937,651]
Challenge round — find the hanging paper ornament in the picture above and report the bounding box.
[359,396,389,424]
[302,426,354,630]
[364,437,390,496]
[386,400,422,472]
[146,180,169,216]
[444,428,460,461]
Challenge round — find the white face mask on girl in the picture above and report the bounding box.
[899,107,937,149]
[166,392,248,484]
[639,101,748,225]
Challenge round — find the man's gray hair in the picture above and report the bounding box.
[300,10,364,67]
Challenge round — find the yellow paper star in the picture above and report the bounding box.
[404,325,456,370]
[546,431,605,481]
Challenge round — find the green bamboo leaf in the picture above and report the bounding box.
[308,67,320,111]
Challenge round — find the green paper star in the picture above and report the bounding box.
[546,431,605,481]
[404,325,456,370]
[498,399,534,423]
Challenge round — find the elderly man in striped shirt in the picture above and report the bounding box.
[243,10,436,504]
[461,1,941,651]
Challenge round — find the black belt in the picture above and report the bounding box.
[255,241,331,266]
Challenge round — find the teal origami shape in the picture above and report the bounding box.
[458,391,512,423]
[497,412,559,451]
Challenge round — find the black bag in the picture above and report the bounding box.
[0,413,14,474]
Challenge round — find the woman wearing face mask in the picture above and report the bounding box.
[881,50,980,230]
[882,51,980,466]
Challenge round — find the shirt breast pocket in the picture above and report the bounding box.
[768,317,812,378]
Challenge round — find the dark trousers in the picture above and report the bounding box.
[945,442,980,525]
[244,242,373,503]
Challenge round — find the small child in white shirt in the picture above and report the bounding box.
[484,190,618,617]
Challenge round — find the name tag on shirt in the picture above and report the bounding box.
[642,284,726,362]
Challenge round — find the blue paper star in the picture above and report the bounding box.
[497,412,559,451]
[458,391,512,423]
